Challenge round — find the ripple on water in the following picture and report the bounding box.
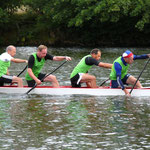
[1,47,150,150]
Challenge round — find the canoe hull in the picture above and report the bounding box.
[0,86,150,96]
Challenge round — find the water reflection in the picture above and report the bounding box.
[0,95,150,149]
[0,100,11,131]
[103,97,150,149]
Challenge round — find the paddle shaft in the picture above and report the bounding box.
[130,57,150,94]
[100,78,109,86]
[10,65,28,85]
[26,61,67,94]
[17,65,28,77]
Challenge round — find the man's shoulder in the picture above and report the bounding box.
[45,53,54,60]
[85,56,99,66]
[29,54,35,59]
[0,52,12,61]
[1,52,10,57]
[114,62,122,69]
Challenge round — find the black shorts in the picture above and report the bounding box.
[70,73,81,87]
[111,74,130,88]
[0,75,13,86]
[26,73,46,87]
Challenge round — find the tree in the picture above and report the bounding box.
[23,0,150,30]
[0,0,22,24]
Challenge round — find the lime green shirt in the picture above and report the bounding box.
[110,56,129,80]
[25,53,45,80]
[0,60,10,77]
[0,52,12,77]
[70,55,93,78]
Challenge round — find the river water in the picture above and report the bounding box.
[0,47,150,150]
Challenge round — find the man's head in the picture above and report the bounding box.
[91,48,101,60]
[37,45,47,58]
[6,45,16,57]
[122,50,134,64]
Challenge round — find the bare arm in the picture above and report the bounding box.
[7,69,10,75]
[98,62,112,68]
[53,56,71,61]
[11,58,28,63]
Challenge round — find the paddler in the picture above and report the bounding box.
[25,45,71,87]
[0,45,28,87]
[70,48,112,88]
[110,50,150,96]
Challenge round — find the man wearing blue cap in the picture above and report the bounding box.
[110,50,150,96]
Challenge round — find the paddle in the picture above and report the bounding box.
[130,57,150,94]
[17,65,28,77]
[10,65,28,86]
[26,60,67,94]
[100,78,110,86]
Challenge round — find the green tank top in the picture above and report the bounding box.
[70,55,93,78]
[110,56,129,80]
[25,53,46,80]
[0,60,10,77]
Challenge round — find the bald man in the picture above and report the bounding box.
[0,45,27,87]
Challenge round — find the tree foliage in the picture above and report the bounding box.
[23,0,150,30]
[0,0,22,23]
[1,0,150,46]
[1,0,150,30]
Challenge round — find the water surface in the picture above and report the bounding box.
[0,47,150,149]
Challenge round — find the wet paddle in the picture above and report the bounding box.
[100,78,110,86]
[26,60,67,94]
[130,57,150,94]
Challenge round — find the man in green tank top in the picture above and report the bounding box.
[110,50,150,96]
[0,45,28,87]
[70,48,112,88]
[25,45,71,87]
